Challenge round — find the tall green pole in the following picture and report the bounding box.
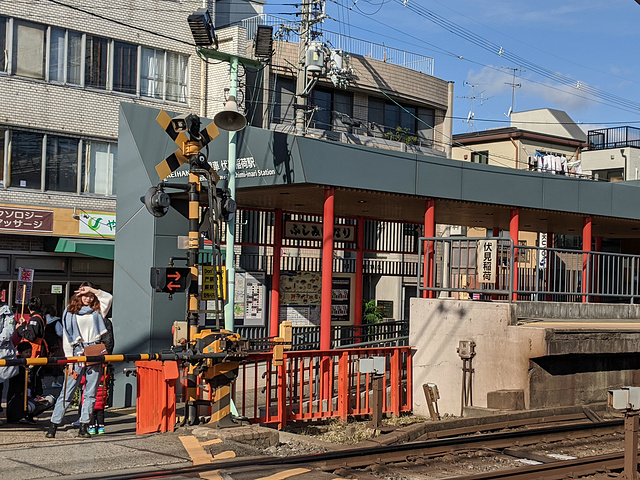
[224,55,239,332]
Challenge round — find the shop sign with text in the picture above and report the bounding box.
[0,207,53,233]
[284,220,355,242]
[79,212,116,237]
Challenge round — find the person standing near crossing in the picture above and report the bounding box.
[45,284,112,438]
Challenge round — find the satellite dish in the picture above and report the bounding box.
[466,111,472,123]
[505,107,512,117]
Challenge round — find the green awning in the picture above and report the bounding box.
[53,238,115,260]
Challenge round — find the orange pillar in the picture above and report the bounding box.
[510,208,519,301]
[354,217,364,328]
[582,216,592,303]
[320,188,335,350]
[270,209,283,338]
[423,199,435,299]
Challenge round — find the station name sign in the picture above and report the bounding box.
[284,220,355,242]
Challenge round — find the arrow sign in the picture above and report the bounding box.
[150,267,191,294]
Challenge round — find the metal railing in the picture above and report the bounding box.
[239,14,435,75]
[236,320,410,351]
[588,126,640,150]
[418,237,640,303]
[234,346,413,428]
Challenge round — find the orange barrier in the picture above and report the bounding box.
[136,360,179,434]
[233,346,413,429]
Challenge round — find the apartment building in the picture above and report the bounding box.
[0,0,256,312]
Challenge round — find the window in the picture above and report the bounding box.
[311,89,332,130]
[166,51,188,102]
[141,47,165,99]
[12,21,46,79]
[83,141,116,195]
[368,97,434,145]
[3,18,188,103]
[471,151,489,164]
[0,128,4,186]
[310,88,354,132]
[0,17,7,73]
[417,107,435,146]
[49,28,66,82]
[67,31,82,85]
[9,131,43,189]
[113,41,137,94]
[85,35,108,89]
[46,135,78,192]
[273,78,295,125]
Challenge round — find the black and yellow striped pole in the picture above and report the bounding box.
[0,352,233,367]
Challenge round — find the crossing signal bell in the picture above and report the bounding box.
[150,267,191,294]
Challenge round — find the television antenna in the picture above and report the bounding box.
[503,66,523,117]
[457,82,489,131]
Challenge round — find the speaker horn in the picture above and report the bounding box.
[213,96,247,132]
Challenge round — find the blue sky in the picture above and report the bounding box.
[262,0,640,134]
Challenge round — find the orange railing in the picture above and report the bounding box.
[233,346,413,429]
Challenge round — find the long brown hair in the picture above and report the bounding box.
[67,293,101,314]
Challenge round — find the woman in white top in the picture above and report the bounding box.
[46,284,112,439]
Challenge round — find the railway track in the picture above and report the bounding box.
[93,416,628,480]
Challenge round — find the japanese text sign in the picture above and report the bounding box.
[0,207,53,233]
[284,220,355,242]
[79,212,116,237]
[477,240,497,284]
[16,267,35,304]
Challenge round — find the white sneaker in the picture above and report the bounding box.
[51,381,63,388]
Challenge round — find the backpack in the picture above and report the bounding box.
[23,314,49,358]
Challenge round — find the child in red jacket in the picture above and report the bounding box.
[80,367,109,434]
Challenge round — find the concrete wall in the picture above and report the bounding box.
[582,147,640,180]
[451,139,519,169]
[515,301,640,320]
[409,298,546,416]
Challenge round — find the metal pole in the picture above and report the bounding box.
[224,55,239,332]
[295,0,311,136]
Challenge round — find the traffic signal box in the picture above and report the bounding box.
[150,267,191,294]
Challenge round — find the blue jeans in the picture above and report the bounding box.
[50,354,101,425]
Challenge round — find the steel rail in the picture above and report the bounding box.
[440,452,626,479]
[92,418,624,480]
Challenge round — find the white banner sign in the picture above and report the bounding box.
[79,212,116,237]
[477,240,497,284]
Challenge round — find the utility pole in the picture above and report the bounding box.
[295,0,312,136]
[503,66,522,117]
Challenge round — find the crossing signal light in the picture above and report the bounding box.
[141,185,171,217]
[150,267,191,294]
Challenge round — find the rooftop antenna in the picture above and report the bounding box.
[503,66,523,117]
[458,81,487,132]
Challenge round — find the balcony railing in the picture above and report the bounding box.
[239,14,435,76]
[588,126,640,150]
[418,237,640,304]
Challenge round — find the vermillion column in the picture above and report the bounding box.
[582,216,592,303]
[510,208,519,301]
[270,209,283,338]
[320,188,335,350]
[423,199,435,299]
